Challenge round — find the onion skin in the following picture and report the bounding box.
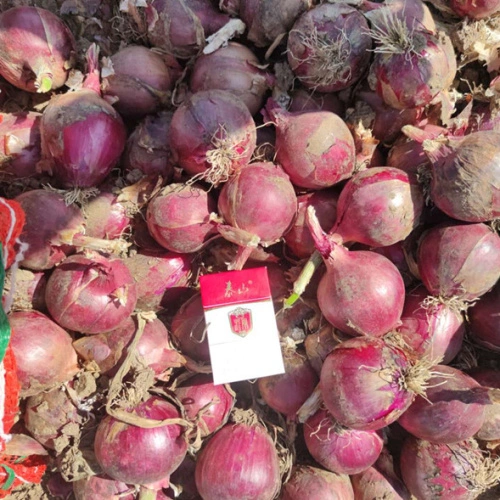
[469,369,500,441]
[40,88,127,188]
[269,106,356,190]
[45,252,137,335]
[468,283,500,352]
[450,0,500,18]
[417,222,500,301]
[400,437,484,500]
[287,4,372,93]
[281,465,354,500]
[73,475,134,500]
[288,89,345,116]
[320,337,414,431]
[218,161,297,246]
[331,167,424,247]
[189,42,271,116]
[146,183,218,254]
[303,408,383,474]
[398,365,486,444]
[94,396,187,486]
[351,463,410,500]
[0,6,75,92]
[427,131,500,222]
[9,310,79,397]
[195,420,281,500]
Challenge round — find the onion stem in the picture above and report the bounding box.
[284,250,323,308]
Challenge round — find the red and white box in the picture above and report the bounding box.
[199,267,285,385]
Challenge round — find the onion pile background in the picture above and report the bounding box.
[0,0,500,498]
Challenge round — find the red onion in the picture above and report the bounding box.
[73,475,134,500]
[146,182,218,254]
[123,111,175,180]
[240,0,312,48]
[124,251,192,312]
[303,407,383,474]
[304,325,342,375]
[169,455,199,500]
[45,252,137,334]
[417,222,500,301]
[258,347,318,418]
[284,189,338,259]
[320,337,424,430]
[398,365,486,444]
[102,45,174,119]
[94,396,187,486]
[370,241,415,287]
[169,90,256,184]
[0,6,75,92]
[195,413,281,500]
[8,310,79,397]
[396,285,465,364]
[387,134,431,177]
[24,388,84,450]
[170,293,210,363]
[40,45,127,188]
[368,28,456,110]
[0,111,41,178]
[308,208,405,336]
[281,465,354,500]
[468,283,500,352]
[175,374,234,437]
[288,89,345,116]
[189,42,272,116]
[73,316,185,376]
[450,0,500,18]
[469,369,500,441]
[400,437,500,499]
[218,161,297,246]
[425,131,500,222]
[287,4,372,92]
[266,104,355,190]
[331,167,424,247]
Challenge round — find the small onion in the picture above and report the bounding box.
[73,475,134,500]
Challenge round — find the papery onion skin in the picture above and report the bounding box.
[320,337,414,430]
[195,420,281,500]
[45,252,137,334]
[9,310,79,397]
[451,0,500,18]
[398,365,485,444]
[0,6,75,92]
[94,396,187,486]
[351,463,410,500]
[417,222,500,301]
[2,268,47,313]
[281,465,354,500]
[303,408,383,474]
[73,475,134,500]
[468,283,500,352]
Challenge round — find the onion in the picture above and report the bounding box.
[189,42,272,116]
[425,131,500,222]
[387,134,431,177]
[417,222,500,301]
[0,6,75,92]
[94,396,187,486]
[45,252,137,334]
[307,208,405,336]
[284,189,338,259]
[468,283,500,352]
[8,310,79,397]
[398,365,486,444]
[320,336,425,430]
[370,241,415,287]
[102,45,174,120]
[281,465,354,500]
[73,475,134,500]
[287,4,372,92]
[257,347,318,418]
[40,45,127,188]
[124,251,192,312]
[450,0,500,18]
[304,325,342,375]
[303,407,383,474]
[266,104,355,190]
[288,89,345,116]
[400,437,500,499]
[123,111,175,180]
[0,111,41,179]
[469,368,500,441]
[331,167,424,247]
[240,0,312,48]
[396,285,465,364]
[368,27,456,110]
[169,455,199,500]
[169,90,256,184]
[175,374,234,437]
[195,413,281,500]
[146,182,218,254]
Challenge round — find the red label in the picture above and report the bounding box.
[199,267,271,309]
[228,307,253,337]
